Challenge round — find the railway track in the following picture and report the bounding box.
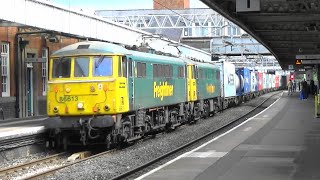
[0,150,115,180]
[109,91,282,180]
[0,152,67,180]
[0,133,45,151]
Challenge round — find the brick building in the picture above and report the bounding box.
[0,27,78,119]
[153,0,190,9]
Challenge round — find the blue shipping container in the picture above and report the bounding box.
[236,68,251,96]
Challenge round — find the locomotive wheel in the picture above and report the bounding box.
[165,121,173,132]
[105,133,111,150]
[123,125,130,141]
[119,125,131,145]
[203,103,210,118]
[215,104,220,114]
[55,134,62,149]
[223,101,228,109]
[62,135,68,151]
[234,97,239,106]
[47,139,55,149]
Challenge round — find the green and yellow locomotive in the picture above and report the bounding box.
[45,41,221,149]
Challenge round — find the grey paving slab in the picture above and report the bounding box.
[0,117,46,140]
[138,93,320,180]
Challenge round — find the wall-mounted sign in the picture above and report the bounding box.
[296,54,320,59]
[288,65,294,69]
[301,60,320,64]
[25,58,46,63]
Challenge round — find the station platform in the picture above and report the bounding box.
[137,92,320,180]
[0,116,47,141]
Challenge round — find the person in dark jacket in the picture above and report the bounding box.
[310,80,316,95]
[301,79,308,100]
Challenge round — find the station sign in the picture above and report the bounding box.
[296,54,320,59]
[301,60,320,64]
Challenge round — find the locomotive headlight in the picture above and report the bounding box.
[77,102,84,110]
[65,87,71,93]
[53,106,59,113]
[90,86,95,92]
[104,105,110,111]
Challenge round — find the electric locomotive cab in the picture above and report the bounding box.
[47,55,129,116]
[45,46,130,148]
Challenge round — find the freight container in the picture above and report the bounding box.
[275,75,279,88]
[258,72,263,91]
[217,62,236,98]
[250,71,257,92]
[236,67,251,96]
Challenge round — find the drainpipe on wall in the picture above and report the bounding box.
[14,34,20,118]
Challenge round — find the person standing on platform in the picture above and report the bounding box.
[310,80,315,95]
[301,79,308,100]
[287,80,293,95]
[298,80,301,91]
[293,80,296,92]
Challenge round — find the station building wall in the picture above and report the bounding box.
[0,27,79,119]
[153,0,189,9]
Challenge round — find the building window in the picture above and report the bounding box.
[227,25,241,36]
[194,22,209,37]
[1,43,10,97]
[41,48,48,95]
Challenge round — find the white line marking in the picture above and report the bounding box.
[184,150,227,158]
[243,127,252,132]
[135,96,281,180]
[263,115,269,118]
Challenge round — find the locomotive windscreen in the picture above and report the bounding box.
[93,56,113,76]
[52,57,71,78]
